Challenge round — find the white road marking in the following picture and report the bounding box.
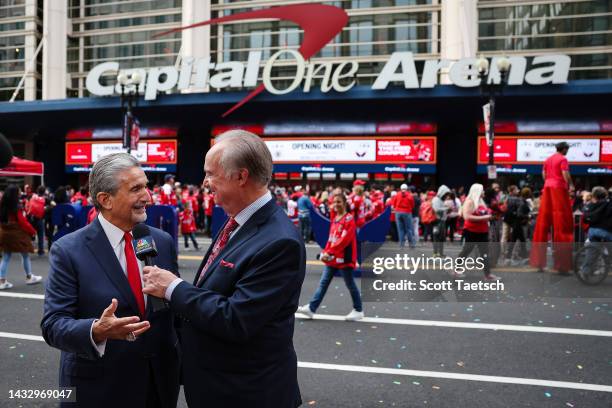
[0,292,44,300]
[296,313,612,337]
[3,291,610,338]
[298,362,612,393]
[1,332,610,393]
[0,331,44,342]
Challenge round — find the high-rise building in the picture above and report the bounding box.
[0,0,610,189]
[0,0,42,101]
[1,0,609,101]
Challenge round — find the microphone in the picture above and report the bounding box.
[132,223,168,312]
[0,132,14,169]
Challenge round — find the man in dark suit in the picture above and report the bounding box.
[41,153,180,408]
[143,130,306,408]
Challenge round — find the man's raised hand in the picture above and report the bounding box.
[92,298,150,343]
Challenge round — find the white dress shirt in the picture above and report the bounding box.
[90,213,146,356]
[164,191,272,300]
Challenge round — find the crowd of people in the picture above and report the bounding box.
[281,178,612,277]
[0,165,610,290]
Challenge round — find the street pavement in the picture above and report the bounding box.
[0,237,611,407]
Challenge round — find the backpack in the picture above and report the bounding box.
[420,201,437,224]
[503,197,524,224]
[27,195,45,219]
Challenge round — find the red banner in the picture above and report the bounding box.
[66,143,92,164]
[66,140,177,165]
[146,141,177,163]
[375,139,435,162]
[478,138,517,163]
[601,138,612,163]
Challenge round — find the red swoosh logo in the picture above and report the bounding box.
[154,4,348,117]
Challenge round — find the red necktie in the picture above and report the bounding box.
[197,217,239,285]
[124,232,145,316]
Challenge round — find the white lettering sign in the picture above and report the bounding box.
[517,139,600,163]
[85,52,571,100]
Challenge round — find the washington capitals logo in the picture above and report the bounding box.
[155,4,348,117]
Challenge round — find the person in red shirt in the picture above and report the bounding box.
[0,185,43,289]
[297,192,363,321]
[70,187,89,206]
[391,184,416,248]
[350,183,367,227]
[204,189,215,236]
[179,201,200,250]
[530,142,574,273]
[457,183,500,281]
[368,190,385,220]
[26,185,48,256]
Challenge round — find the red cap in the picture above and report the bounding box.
[353,179,366,186]
[427,191,436,197]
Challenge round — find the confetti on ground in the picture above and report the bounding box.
[456,361,465,367]
[565,350,572,354]
[308,401,316,406]
[412,381,420,385]
[432,386,440,390]
[335,341,342,346]
[393,381,402,385]
[473,319,481,322]
[389,337,397,341]
[566,403,574,407]
[356,339,363,343]
[372,360,378,364]
[355,329,361,333]
[544,392,552,398]
[577,365,583,370]
[19,354,24,358]
[401,346,407,350]
[396,363,402,368]
[9,346,16,349]
[371,326,378,329]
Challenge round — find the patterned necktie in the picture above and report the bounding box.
[197,217,239,285]
[124,232,145,316]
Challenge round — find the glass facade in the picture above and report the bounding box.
[210,0,440,88]
[0,0,41,101]
[67,0,182,97]
[0,0,610,101]
[478,0,612,79]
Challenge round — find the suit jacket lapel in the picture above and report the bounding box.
[196,198,276,287]
[85,219,141,316]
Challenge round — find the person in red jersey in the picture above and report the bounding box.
[350,181,367,228]
[179,201,199,250]
[529,141,574,274]
[391,184,416,248]
[71,187,89,206]
[297,191,363,321]
[203,188,215,236]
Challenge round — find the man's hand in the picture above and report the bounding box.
[142,265,177,298]
[92,299,150,343]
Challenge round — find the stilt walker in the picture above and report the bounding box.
[529,142,574,273]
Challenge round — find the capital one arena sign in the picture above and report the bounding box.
[85,4,570,117]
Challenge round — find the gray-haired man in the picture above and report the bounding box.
[143,130,306,408]
[41,153,180,407]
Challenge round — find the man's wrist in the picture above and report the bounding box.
[164,277,184,301]
[91,320,105,343]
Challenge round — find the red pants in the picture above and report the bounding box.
[529,187,573,272]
